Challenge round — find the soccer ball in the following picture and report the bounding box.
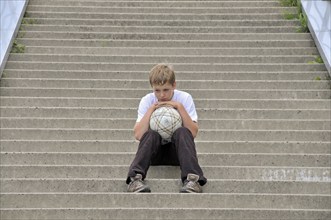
[149,106,182,143]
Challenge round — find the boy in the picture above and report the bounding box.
[126,64,207,193]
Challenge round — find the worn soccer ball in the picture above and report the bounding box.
[149,106,182,143]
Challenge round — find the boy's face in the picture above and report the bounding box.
[152,82,176,102]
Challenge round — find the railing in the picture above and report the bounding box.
[302,0,331,75]
[0,0,29,77]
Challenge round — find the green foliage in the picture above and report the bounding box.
[22,10,38,25]
[11,40,25,53]
[308,56,325,64]
[280,0,309,33]
[297,13,309,32]
[283,12,298,20]
[280,0,299,7]
[296,0,303,14]
[17,31,25,38]
[314,76,321,81]
[315,56,324,64]
[21,18,38,25]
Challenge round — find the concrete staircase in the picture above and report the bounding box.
[1,0,331,219]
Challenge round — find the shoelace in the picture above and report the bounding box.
[185,180,197,188]
[131,179,142,186]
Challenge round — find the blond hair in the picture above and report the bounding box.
[149,64,175,86]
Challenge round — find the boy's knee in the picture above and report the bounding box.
[142,129,159,137]
[172,127,193,139]
[175,127,190,134]
[140,130,162,144]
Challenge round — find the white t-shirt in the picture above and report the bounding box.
[136,89,198,123]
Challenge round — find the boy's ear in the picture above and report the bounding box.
[172,82,177,89]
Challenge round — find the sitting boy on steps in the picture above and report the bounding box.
[126,64,207,193]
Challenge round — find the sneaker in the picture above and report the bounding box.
[180,173,202,193]
[127,174,151,193]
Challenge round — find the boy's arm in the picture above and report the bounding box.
[133,103,158,141]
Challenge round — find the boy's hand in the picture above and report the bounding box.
[150,103,158,111]
[156,101,181,109]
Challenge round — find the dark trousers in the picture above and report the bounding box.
[126,127,207,186]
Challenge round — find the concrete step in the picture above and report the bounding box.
[20,18,301,26]
[26,5,296,14]
[1,88,330,99]
[2,97,330,109]
[27,1,282,8]
[1,140,330,154]
[27,0,278,1]
[1,118,330,131]
[28,0,281,1]
[16,38,315,48]
[18,32,314,41]
[1,152,329,167]
[4,62,326,72]
[1,178,330,194]
[1,128,330,142]
[26,12,288,20]
[1,193,330,210]
[7,54,317,64]
[2,0,330,218]
[20,24,301,34]
[1,207,330,220]
[1,107,330,119]
[2,78,330,90]
[2,165,329,181]
[21,46,320,56]
[3,70,329,81]
[2,208,331,220]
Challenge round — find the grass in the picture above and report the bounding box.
[314,56,324,64]
[297,8,309,32]
[308,56,324,64]
[280,0,298,7]
[11,40,25,53]
[280,0,309,33]
[11,10,39,53]
[283,11,298,20]
[21,10,39,25]
[281,0,327,69]
[21,18,38,25]
[17,30,26,38]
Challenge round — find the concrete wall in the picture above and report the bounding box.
[0,0,29,77]
[302,0,331,75]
